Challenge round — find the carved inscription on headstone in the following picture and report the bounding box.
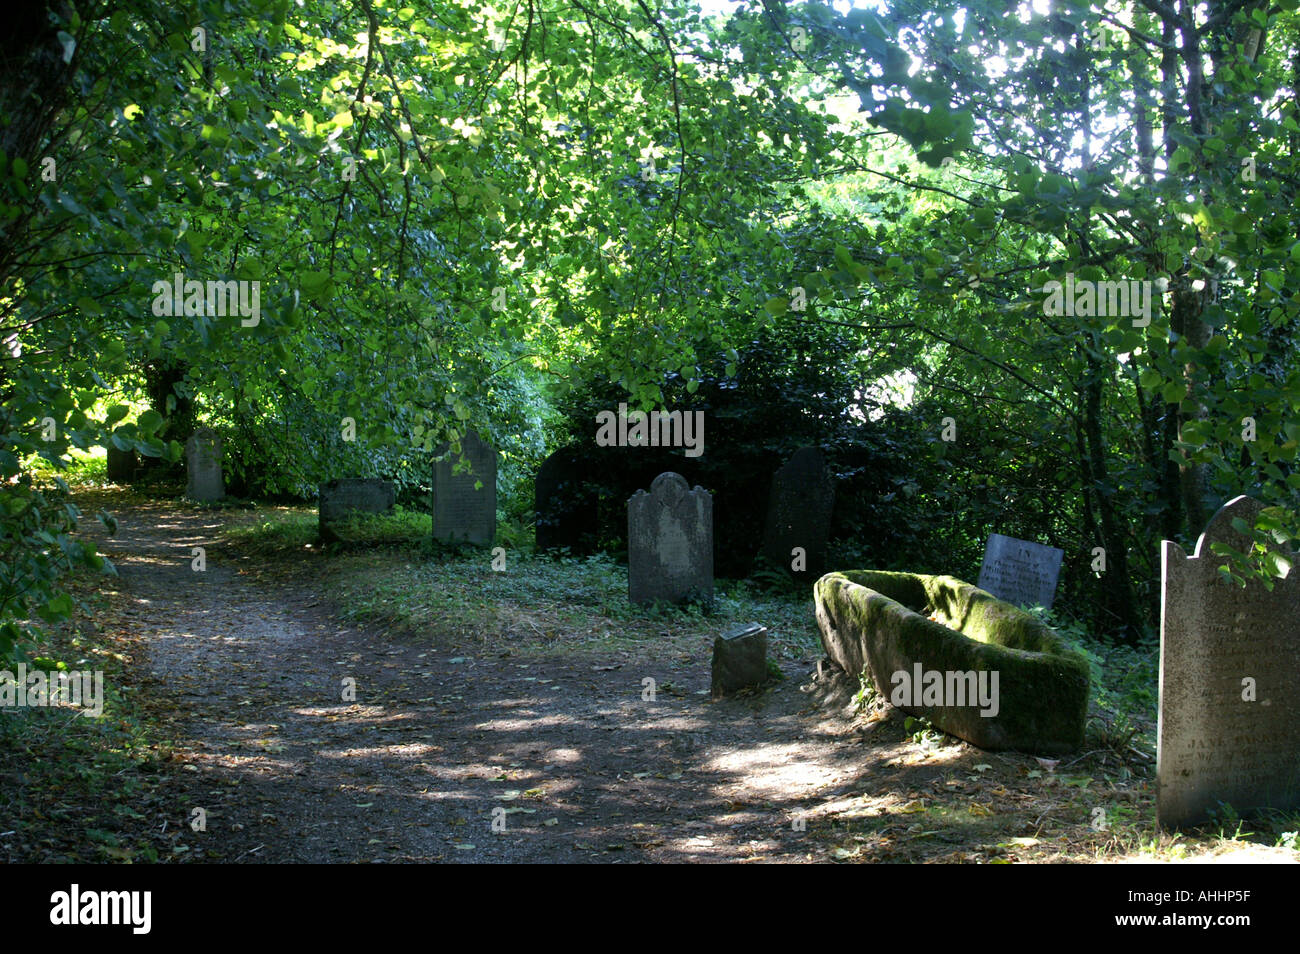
[977,533,1064,610]
[1157,495,1300,828]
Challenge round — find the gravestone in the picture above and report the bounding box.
[1157,495,1300,829]
[762,446,835,578]
[432,431,496,546]
[319,478,396,542]
[977,533,1064,609]
[628,472,713,606]
[534,447,598,554]
[184,428,224,502]
[106,445,137,483]
[711,622,768,698]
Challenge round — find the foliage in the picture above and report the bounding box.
[852,666,879,714]
[903,714,946,748]
[4,0,1300,660]
[0,573,172,863]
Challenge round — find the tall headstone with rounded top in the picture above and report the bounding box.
[534,446,598,554]
[433,430,496,546]
[762,446,835,579]
[184,427,224,502]
[628,472,713,606]
[1157,495,1300,828]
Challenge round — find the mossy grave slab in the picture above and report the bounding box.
[814,570,1090,754]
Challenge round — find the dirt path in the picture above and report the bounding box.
[92,501,922,863]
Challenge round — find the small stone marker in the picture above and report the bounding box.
[319,478,396,541]
[977,532,1064,609]
[534,446,598,554]
[1157,495,1300,829]
[184,427,224,502]
[628,472,713,606]
[433,430,496,546]
[711,623,768,697]
[762,446,835,578]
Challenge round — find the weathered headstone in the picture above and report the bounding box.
[432,431,496,546]
[762,446,835,578]
[628,472,713,606]
[711,622,768,697]
[184,428,224,502]
[1157,496,1300,829]
[977,533,1064,609]
[534,447,598,554]
[319,478,396,542]
[106,445,138,483]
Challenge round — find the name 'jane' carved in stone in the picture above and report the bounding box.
[1157,495,1300,829]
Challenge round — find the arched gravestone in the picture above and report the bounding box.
[628,472,713,606]
[1157,495,1300,829]
[762,446,835,579]
[534,446,598,554]
[432,431,496,546]
[184,427,224,502]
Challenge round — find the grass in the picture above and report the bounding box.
[826,601,1299,863]
[0,564,177,863]
[17,488,1294,865]
[220,503,823,661]
[1024,606,1159,761]
[25,446,108,483]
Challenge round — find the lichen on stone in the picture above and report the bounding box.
[814,571,1090,754]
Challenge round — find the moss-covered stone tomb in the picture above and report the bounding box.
[814,570,1090,754]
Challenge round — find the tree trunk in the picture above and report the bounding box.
[1081,344,1142,641]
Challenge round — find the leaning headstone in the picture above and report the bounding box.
[711,622,768,698]
[534,447,598,554]
[184,428,224,502]
[762,446,835,578]
[432,431,496,546]
[628,472,713,606]
[1157,495,1300,829]
[106,445,138,483]
[977,533,1064,609]
[319,478,396,542]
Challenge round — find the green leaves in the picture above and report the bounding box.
[299,270,334,302]
[38,593,75,623]
[763,297,789,317]
[0,0,1294,662]
[137,409,164,434]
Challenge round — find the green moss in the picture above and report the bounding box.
[815,571,1090,754]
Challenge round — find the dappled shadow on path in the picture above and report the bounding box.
[86,501,1096,863]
